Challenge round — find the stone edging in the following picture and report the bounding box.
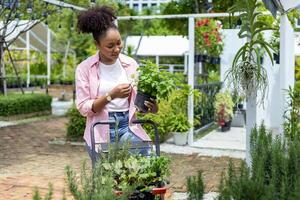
[48,138,85,146]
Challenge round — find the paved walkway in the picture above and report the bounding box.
[0,117,241,200]
[162,127,246,159]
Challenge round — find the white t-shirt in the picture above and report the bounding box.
[99,60,130,112]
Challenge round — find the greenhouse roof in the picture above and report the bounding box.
[124,36,189,57]
[1,20,64,52]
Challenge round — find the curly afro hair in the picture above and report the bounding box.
[77,6,117,41]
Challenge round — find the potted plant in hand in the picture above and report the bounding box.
[214,91,234,132]
[134,60,177,113]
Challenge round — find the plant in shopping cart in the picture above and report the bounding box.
[135,60,178,113]
[100,155,170,199]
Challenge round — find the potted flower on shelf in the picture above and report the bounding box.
[133,60,177,113]
[195,18,224,64]
[214,91,234,132]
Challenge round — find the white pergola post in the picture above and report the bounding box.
[47,26,51,85]
[279,14,295,135]
[184,53,188,74]
[26,30,30,88]
[188,16,195,145]
[155,55,159,66]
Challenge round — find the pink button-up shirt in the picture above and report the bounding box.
[75,52,151,147]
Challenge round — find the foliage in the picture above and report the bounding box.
[269,22,280,53]
[32,183,54,200]
[193,82,223,128]
[100,155,170,191]
[66,163,127,200]
[187,171,204,200]
[195,18,224,56]
[167,84,201,133]
[218,121,300,200]
[137,97,174,142]
[225,0,276,101]
[0,93,52,116]
[66,148,170,200]
[284,87,300,141]
[214,91,234,126]
[136,60,178,100]
[231,90,245,106]
[295,57,300,81]
[66,106,86,141]
[138,82,201,139]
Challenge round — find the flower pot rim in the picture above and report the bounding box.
[171,131,188,135]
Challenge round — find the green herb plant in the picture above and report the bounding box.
[187,171,205,200]
[137,60,178,100]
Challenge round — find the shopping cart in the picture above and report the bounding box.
[90,119,167,200]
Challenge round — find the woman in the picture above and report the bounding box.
[75,6,158,161]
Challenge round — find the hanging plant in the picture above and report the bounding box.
[225,0,277,101]
[195,18,224,57]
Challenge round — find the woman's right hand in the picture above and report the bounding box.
[110,83,132,99]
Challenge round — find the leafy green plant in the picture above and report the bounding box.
[214,91,234,126]
[65,153,170,200]
[101,155,170,191]
[0,93,52,117]
[136,60,178,100]
[168,85,201,133]
[187,171,205,200]
[138,83,201,138]
[66,162,128,200]
[225,0,276,101]
[284,87,300,141]
[66,106,86,141]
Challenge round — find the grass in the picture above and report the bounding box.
[195,123,218,140]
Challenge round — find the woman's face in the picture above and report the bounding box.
[96,28,123,64]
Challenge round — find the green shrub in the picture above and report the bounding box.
[138,84,201,142]
[0,93,52,116]
[66,106,85,141]
[217,124,300,200]
[187,171,204,200]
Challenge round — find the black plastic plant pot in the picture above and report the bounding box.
[128,190,155,200]
[209,56,221,64]
[195,54,204,62]
[116,188,166,200]
[273,53,280,64]
[202,55,208,63]
[134,91,155,113]
[221,120,231,132]
[237,103,243,110]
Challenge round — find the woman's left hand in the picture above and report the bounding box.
[144,98,158,114]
